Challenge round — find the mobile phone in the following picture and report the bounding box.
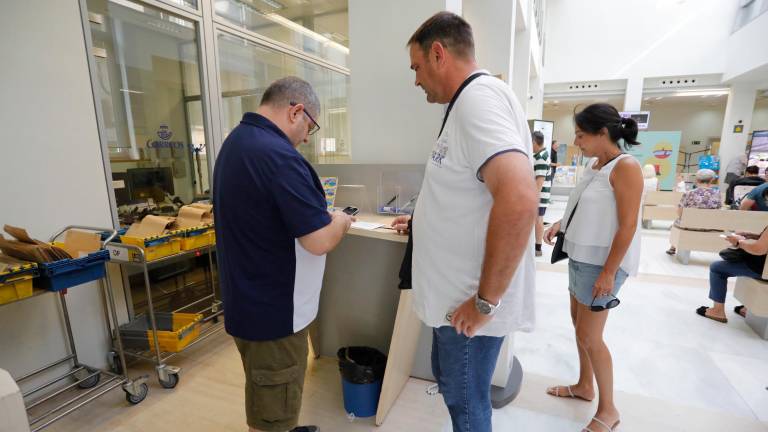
[342,206,359,216]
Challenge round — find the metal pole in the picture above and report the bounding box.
[59,292,80,367]
[103,265,130,382]
[16,356,75,382]
[142,259,164,369]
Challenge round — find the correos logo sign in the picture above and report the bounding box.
[146,124,189,149]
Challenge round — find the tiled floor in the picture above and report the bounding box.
[43,199,768,432]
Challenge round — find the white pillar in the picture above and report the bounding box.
[512,25,531,109]
[623,76,644,112]
[527,72,544,119]
[463,0,515,83]
[719,85,758,178]
[348,0,461,164]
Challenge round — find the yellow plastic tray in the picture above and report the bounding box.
[0,274,34,305]
[149,313,202,352]
[179,230,215,251]
[121,236,182,262]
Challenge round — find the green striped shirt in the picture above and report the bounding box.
[534,149,551,207]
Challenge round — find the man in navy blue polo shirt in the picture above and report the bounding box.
[213,77,353,432]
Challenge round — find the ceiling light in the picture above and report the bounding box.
[265,13,350,54]
[109,0,145,13]
[655,97,663,100]
[259,0,285,10]
[669,89,729,97]
[214,1,230,13]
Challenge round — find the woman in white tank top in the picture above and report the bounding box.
[542,104,643,432]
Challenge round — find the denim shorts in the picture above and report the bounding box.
[568,259,629,307]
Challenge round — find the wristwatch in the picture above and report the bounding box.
[475,294,501,316]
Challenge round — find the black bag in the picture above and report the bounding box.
[719,247,750,262]
[551,202,578,264]
[337,347,387,384]
[398,218,413,289]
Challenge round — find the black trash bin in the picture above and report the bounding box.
[337,347,387,417]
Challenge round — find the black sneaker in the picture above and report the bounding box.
[290,427,319,432]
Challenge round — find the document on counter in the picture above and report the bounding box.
[351,221,385,230]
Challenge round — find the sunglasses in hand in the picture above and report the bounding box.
[590,294,621,312]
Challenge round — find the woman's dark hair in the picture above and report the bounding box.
[746,165,760,175]
[574,103,640,149]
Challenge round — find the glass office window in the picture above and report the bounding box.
[164,0,198,9]
[214,0,349,67]
[218,33,350,163]
[86,0,210,226]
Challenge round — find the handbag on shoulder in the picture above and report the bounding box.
[551,203,578,264]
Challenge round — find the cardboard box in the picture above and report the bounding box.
[123,215,177,240]
[0,225,71,263]
[174,204,213,230]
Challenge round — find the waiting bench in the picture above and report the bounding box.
[735,259,768,340]
[642,191,683,228]
[669,208,768,264]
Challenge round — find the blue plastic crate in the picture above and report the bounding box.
[36,250,110,292]
[101,228,127,242]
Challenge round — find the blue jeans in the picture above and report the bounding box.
[431,326,504,432]
[709,259,761,303]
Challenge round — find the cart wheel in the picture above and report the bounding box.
[125,383,149,405]
[212,315,219,324]
[108,351,123,375]
[77,369,101,389]
[159,372,179,389]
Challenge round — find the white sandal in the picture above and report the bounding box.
[582,416,620,432]
[547,385,592,402]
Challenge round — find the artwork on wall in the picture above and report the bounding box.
[626,131,682,190]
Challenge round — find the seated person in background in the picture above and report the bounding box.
[642,164,658,196]
[739,181,768,211]
[667,169,721,255]
[725,165,764,208]
[675,174,687,192]
[696,227,768,323]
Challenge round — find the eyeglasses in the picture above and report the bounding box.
[289,101,320,136]
[590,294,621,312]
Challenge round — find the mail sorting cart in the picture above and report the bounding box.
[9,226,148,432]
[106,227,222,389]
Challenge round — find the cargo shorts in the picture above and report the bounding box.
[234,327,309,432]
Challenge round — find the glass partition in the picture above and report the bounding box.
[217,32,350,163]
[214,0,349,67]
[86,0,210,226]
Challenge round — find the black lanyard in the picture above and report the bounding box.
[437,72,488,139]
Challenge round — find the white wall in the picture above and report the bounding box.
[543,98,725,165]
[723,11,768,86]
[641,103,726,153]
[543,0,736,84]
[463,0,515,82]
[349,0,459,164]
[0,0,113,377]
[753,98,768,131]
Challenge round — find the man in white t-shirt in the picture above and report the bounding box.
[392,12,538,432]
